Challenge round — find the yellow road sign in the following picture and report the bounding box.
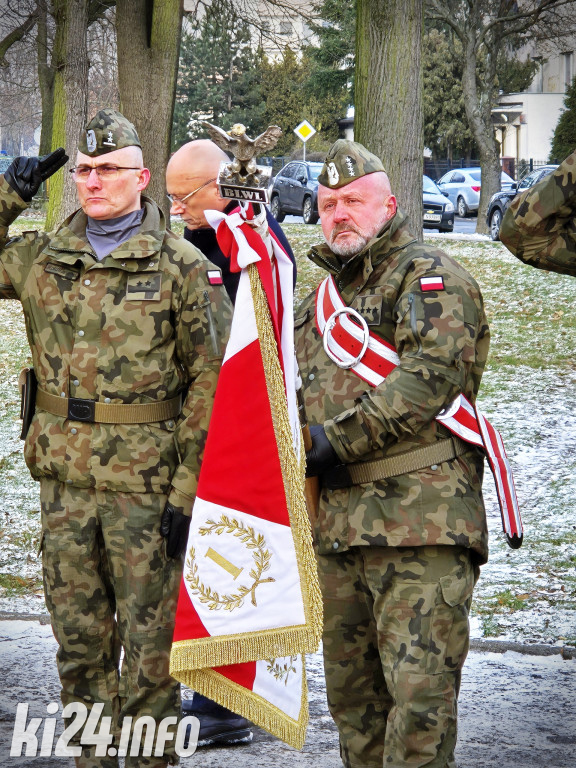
[294,120,317,142]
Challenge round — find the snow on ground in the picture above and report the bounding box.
[0,223,574,646]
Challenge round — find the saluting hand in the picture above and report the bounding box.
[4,147,69,202]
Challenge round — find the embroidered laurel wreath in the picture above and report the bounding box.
[186,514,275,610]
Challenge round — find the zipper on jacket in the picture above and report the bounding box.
[201,290,220,356]
[408,293,423,355]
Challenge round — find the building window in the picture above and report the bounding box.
[562,51,573,91]
[532,57,544,92]
[279,21,293,35]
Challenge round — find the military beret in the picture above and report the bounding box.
[318,139,386,189]
[78,108,141,157]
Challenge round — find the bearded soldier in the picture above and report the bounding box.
[294,140,490,768]
[0,109,231,768]
[500,148,576,274]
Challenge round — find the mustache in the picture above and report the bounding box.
[330,223,362,239]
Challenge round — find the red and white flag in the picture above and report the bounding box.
[170,207,322,749]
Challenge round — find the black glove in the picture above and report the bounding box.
[160,502,191,559]
[306,424,340,478]
[4,148,68,202]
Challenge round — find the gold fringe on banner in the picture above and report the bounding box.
[181,665,309,751]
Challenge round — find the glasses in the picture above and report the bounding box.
[70,165,143,182]
[167,178,216,206]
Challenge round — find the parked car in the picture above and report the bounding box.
[423,175,454,233]
[436,167,515,218]
[485,164,559,241]
[270,161,323,224]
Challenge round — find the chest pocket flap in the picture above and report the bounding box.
[355,293,382,325]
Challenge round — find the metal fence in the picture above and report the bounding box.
[424,157,552,182]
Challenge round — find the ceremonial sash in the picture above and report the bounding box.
[170,207,322,750]
[316,274,523,548]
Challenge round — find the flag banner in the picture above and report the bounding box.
[316,274,523,548]
[170,208,323,749]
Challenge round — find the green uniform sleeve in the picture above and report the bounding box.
[0,175,37,299]
[167,266,232,510]
[324,268,485,462]
[500,150,576,276]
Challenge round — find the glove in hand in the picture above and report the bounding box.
[4,147,68,202]
[306,424,340,478]
[160,502,191,559]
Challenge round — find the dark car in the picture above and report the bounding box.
[423,175,455,233]
[485,164,559,241]
[270,161,323,224]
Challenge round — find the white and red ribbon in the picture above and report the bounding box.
[316,275,523,547]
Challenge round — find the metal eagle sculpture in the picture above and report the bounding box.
[202,121,283,183]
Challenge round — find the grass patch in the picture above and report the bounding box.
[0,572,42,597]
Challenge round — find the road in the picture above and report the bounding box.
[0,618,574,767]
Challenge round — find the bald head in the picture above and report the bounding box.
[166,139,229,229]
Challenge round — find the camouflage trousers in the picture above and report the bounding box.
[317,545,478,768]
[39,480,183,768]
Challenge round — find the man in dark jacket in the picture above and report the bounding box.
[167,140,295,304]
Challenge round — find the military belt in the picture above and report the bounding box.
[324,436,469,489]
[36,388,181,424]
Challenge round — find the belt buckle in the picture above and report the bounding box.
[67,397,95,422]
[323,307,370,369]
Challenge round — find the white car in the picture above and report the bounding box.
[436,167,515,217]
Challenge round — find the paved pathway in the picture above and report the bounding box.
[1,619,574,767]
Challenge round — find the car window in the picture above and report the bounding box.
[468,171,481,182]
[309,164,323,180]
[296,165,307,180]
[279,164,295,179]
[437,172,451,184]
[423,175,440,194]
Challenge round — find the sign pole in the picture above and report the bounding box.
[293,120,317,163]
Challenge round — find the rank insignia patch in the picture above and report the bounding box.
[126,273,162,301]
[207,269,223,286]
[420,276,445,292]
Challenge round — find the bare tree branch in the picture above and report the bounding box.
[0,9,38,68]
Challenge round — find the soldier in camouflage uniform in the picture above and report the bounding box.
[500,148,576,274]
[0,109,231,767]
[294,140,490,767]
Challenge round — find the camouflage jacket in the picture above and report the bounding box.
[0,176,232,509]
[500,149,576,275]
[295,211,490,561]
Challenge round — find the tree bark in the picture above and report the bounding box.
[116,0,184,218]
[37,0,55,156]
[46,0,89,229]
[354,0,424,239]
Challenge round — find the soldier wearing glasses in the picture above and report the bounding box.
[0,109,231,768]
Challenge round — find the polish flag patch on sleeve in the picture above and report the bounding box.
[207,269,223,285]
[420,275,445,291]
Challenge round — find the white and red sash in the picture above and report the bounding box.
[316,275,523,548]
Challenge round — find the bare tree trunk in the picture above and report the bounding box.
[116,0,183,218]
[37,0,54,156]
[46,0,89,229]
[460,22,500,235]
[355,0,424,239]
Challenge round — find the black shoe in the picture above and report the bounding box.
[182,695,253,748]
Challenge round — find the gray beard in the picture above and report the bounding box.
[329,232,369,260]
